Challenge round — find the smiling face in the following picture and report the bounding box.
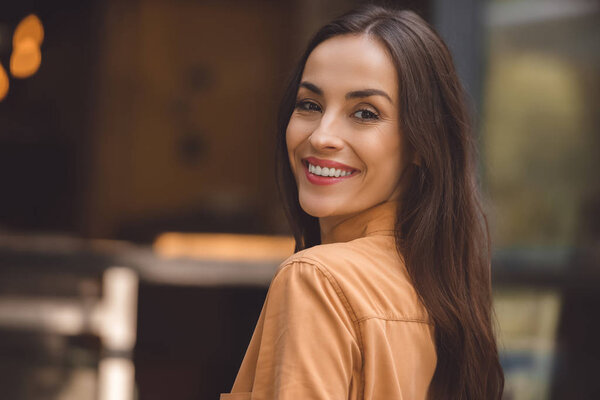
[286,34,412,232]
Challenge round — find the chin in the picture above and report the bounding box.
[298,194,341,218]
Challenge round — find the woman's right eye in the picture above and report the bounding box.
[295,100,322,112]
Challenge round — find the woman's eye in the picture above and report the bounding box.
[295,100,322,112]
[353,109,379,120]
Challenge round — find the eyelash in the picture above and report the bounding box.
[295,100,322,113]
[352,109,379,120]
[294,100,380,121]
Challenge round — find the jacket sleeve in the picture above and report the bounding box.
[232,260,360,400]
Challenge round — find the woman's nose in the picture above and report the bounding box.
[308,112,344,152]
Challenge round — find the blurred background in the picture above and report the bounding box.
[0,0,598,399]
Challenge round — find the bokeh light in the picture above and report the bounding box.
[12,14,44,48]
[10,37,42,78]
[10,14,44,79]
[0,63,8,101]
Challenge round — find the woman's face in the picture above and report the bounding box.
[286,34,411,228]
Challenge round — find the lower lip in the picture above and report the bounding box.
[303,163,357,186]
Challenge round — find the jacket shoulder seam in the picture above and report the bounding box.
[279,257,365,346]
[280,257,366,399]
[279,257,362,326]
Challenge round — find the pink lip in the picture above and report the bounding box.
[301,157,359,186]
[303,157,356,172]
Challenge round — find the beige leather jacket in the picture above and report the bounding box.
[221,201,436,400]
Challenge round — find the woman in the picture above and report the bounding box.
[221,5,504,399]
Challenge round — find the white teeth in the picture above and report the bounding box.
[307,162,353,178]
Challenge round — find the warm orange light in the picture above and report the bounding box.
[10,37,42,78]
[0,63,8,101]
[153,233,295,262]
[13,14,44,48]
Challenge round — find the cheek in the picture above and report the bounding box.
[383,140,407,189]
[285,118,306,173]
[285,132,298,176]
[361,128,402,161]
[359,132,404,181]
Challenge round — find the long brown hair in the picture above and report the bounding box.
[275,4,504,399]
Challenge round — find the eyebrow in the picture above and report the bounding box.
[299,81,393,104]
[299,81,323,96]
[347,89,393,104]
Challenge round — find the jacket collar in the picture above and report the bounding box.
[320,201,399,244]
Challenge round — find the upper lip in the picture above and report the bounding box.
[303,156,358,172]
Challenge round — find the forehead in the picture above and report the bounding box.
[302,34,398,98]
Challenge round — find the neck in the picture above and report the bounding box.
[318,200,400,244]
[319,213,360,243]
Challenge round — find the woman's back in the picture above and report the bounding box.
[222,201,436,399]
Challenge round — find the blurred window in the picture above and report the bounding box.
[482,1,600,399]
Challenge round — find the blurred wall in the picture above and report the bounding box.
[84,0,291,240]
[0,0,431,242]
